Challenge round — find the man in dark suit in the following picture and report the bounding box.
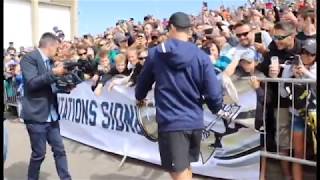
[20,32,72,180]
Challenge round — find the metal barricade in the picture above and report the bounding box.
[4,79,22,115]
[242,77,317,167]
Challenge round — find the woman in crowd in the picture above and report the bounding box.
[143,23,154,44]
[280,39,316,180]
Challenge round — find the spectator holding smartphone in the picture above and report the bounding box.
[261,21,302,180]
[232,21,264,74]
[280,39,316,180]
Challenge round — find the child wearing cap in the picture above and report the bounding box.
[94,53,131,96]
[233,49,270,180]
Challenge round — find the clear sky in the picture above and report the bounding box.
[78,0,249,36]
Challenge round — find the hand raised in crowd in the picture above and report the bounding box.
[107,81,115,92]
[83,74,92,80]
[220,29,230,38]
[94,83,104,96]
[254,42,268,54]
[281,11,298,25]
[87,48,95,58]
[268,64,280,78]
[136,99,148,107]
[52,63,68,76]
[249,76,260,89]
[91,74,100,83]
[294,64,308,77]
[14,64,21,75]
[121,22,129,33]
[126,81,134,87]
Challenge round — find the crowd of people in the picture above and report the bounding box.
[4,0,317,180]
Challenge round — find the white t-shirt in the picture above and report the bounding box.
[261,30,272,48]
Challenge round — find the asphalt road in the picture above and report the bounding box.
[3,111,316,180]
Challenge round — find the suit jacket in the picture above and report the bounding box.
[20,49,59,122]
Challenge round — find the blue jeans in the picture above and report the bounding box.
[293,115,305,132]
[25,121,71,180]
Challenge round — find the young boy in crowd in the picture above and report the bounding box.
[94,53,130,96]
[233,49,270,180]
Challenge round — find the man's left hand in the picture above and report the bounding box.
[136,99,147,107]
[91,74,100,83]
[254,42,268,54]
[296,64,307,76]
[249,76,260,89]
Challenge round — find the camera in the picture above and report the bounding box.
[55,60,99,93]
[283,55,302,66]
[55,72,82,93]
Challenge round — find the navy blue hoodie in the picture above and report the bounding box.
[135,38,223,132]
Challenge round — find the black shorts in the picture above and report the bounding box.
[158,130,202,172]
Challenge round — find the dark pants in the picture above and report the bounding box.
[25,120,71,180]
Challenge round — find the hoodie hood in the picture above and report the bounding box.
[156,38,198,69]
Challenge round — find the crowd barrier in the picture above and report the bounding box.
[3,76,317,168]
[242,77,317,167]
[4,80,22,116]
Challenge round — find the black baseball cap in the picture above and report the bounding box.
[169,12,192,28]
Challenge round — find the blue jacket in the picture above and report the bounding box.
[135,38,223,132]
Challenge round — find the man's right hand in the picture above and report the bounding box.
[136,99,148,107]
[52,63,67,76]
[268,64,280,78]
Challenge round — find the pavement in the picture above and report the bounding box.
[3,111,316,180]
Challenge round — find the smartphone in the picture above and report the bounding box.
[254,32,262,43]
[271,56,279,66]
[216,22,223,31]
[204,28,213,35]
[261,8,265,16]
[203,1,208,7]
[293,55,302,66]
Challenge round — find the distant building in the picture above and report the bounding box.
[4,0,78,49]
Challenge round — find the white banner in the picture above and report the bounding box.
[58,80,260,179]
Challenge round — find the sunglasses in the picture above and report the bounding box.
[138,57,147,60]
[273,34,291,41]
[78,52,87,56]
[236,31,250,38]
[301,49,315,56]
[261,28,269,32]
[151,36,159,40]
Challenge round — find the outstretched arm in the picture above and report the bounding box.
[135,51,155,101]
[202,55,223,114]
